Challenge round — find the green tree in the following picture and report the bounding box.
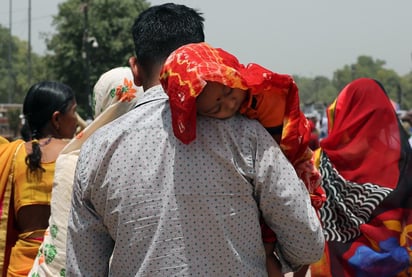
[0,24,48,104]
[295,55,412,115]
[332,56,408,109]
[399,72,412,110]
[332,56,386,91]
[7,108,21,138]
[45,0,149,118]
[331,55,400,91]
[295,75,337,108]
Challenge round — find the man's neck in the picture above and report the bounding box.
[141,64,162,91]
[142,80,161,92]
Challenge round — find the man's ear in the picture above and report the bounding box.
[129,56,142,87]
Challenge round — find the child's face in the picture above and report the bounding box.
[196,82,247,119]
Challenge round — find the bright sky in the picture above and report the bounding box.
[2,0,412,78]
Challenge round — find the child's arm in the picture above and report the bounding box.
[264,242,284,277]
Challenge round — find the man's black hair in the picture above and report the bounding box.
[132,3,205,76]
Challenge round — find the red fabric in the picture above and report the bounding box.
[309,133,320,150]
[311,78,412,277]
[260,218,277,243]
[320,78,400,188]
[239,63,311,166]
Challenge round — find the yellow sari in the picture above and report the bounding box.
[0,139,55,276]
[0,139,24,276]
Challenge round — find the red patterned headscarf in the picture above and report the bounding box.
[160,42,249,144]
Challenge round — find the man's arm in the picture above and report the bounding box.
[66,142,114,275]
[253,133,324,273]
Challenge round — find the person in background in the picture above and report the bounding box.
[308,119,320,151]
[310,78,412,276]
[65,3,324,276]
[28,67,142,276]
[401,111,412,147]
[0,81,77,276]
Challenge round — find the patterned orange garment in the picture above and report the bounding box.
[160,42,325,216]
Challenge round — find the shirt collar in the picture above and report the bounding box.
[133,84,167,108]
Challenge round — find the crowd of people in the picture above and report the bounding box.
[0,2,410,277]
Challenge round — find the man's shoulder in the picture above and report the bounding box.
[199,114,262,130]
[197,114,272,142]
[82,87,168,151]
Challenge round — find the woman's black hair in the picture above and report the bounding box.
[23,81,75,179]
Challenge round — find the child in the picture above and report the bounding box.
[160,42,325,276]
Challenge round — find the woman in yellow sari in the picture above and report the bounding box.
[0,81,77,276]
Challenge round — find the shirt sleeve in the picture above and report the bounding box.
[66,141,114,276]
[253,129,325,273]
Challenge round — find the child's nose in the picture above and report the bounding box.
[225,98,237,110]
